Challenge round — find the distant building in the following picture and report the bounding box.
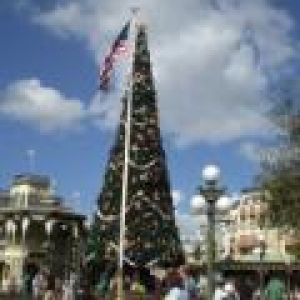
[226,189,297,264]
[182,207,232,265]
[184,190,298,269]
[0,174,86,291]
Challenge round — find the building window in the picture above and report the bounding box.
[239,247,252,255]
[0,225,5,240]
[240,207,246,221]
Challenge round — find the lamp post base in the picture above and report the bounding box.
[116,268,123,300]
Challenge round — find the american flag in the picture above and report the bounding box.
[99,21,131,91]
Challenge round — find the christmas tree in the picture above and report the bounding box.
[88,21,184,279]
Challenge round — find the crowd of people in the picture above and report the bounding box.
[31,271,78,300]
[159,269,300,300]
[2,266,300,299]
[214,275,300,300]
[116,267,299,300]
[4,269,87,300]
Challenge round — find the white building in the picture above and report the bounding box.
[0,174,86,291]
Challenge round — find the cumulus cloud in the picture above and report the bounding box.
[172,189,183,208]
[17,0,300,143]
[0,78,86,132]
[239,141,262,162]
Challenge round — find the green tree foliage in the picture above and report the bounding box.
[259,79,300,253]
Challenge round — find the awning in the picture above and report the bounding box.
[218,260,300,271]
[237,234,258,249]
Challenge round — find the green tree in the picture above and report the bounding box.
[87,23,184,281]
[259,80,300,254]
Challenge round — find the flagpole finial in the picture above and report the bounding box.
[27,149,36,173]
[130,6,140,15]
[130,7,147,28]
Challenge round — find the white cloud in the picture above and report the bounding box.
[239,141,265,163]
[21,0,299,144]
[239,140,300,167]
[32,2,93,39]
[0,78,86,132]
[172,189,183,207]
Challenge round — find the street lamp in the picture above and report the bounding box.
[191,165,224,300]
[45,219,55,274]
[285,256,293,300]
[254,233,266,298]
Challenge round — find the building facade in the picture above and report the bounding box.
[227,190,296,263]
[184,190,298,269]
[0,174,86,291]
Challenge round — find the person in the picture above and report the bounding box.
[239,278,254,300]
[60,273,77,300]
[264,276,285,300]
[179,266,198,299]
[22,271,32,297]
[153,276,163,300]
[62,278,74,300]
[213,275,226,300]
[33,271,47,299]
[223,281,240,300]
[54,277,63,299]
[95,271,110,298]
[197,274,207,299]
[164,269,188,300]
[294,286,300,300]
[130,272,146,299]
[44,289,56,300]
[83,284,97,300]
[32,273,40,299]
[252,286,262,300]
[44,277,56,300]
[7,276,18,298]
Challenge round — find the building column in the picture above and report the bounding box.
[5,220,16,244]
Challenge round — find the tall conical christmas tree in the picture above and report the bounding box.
[88,21,184,278]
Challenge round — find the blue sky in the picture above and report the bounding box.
[0,0,299,220]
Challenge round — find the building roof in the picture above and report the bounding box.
[12,173,50,188]
[0,173,85,221]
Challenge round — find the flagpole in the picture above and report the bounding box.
[117,9,138,300]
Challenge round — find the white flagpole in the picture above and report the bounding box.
[117,8,138,300]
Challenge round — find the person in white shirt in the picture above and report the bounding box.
[164,286,188,300]
[214,276,226,300]
[32,272,46,299]
[224,281,240,300]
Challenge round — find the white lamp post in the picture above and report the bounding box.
[45,219,55,273]
[254,233,266,297]
[191,165,224,300]
[285,256,292,300]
